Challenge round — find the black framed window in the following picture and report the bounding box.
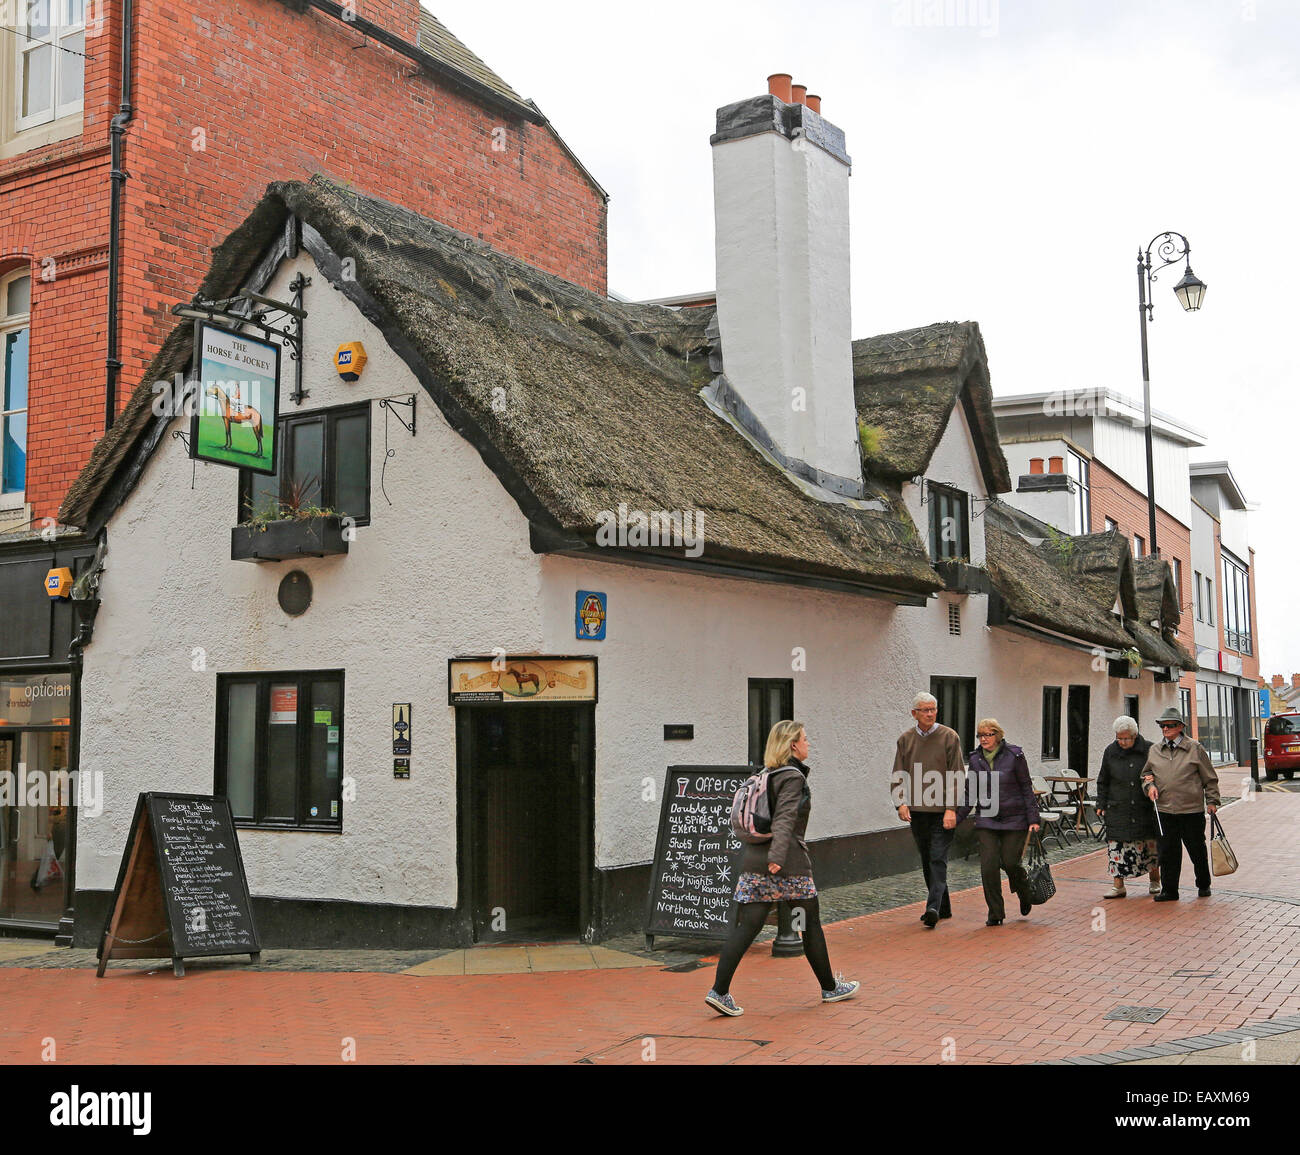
[1041,686,1062,759]
[1124,694,1140,728]
[927,484,970,561]
[216,670,344,829]
[931,676,976,754]
[1066,450,1090,533]
[1180,688,1192,732]
[1222,552,1251,655]
[239,402,370,525]
[748,678,793,765]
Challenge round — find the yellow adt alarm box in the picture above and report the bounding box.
[45,567,73,598]
[335,341,367,382]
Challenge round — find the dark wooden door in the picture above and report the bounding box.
[1067,685,1090,778]
[466,706,586,942]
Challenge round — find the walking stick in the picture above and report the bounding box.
[1148,786,1164,836]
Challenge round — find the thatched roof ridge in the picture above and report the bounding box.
[983,506,1134,650]
[1132,556,1181,630]
[62,176,941,596]
[1059,529,1139,620]
[851,322,1011,495]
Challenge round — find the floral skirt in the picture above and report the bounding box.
[734,871,818,904]
[1108,839,1158,878]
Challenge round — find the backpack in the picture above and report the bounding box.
[728,766,787,844]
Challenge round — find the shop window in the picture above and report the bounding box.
[927,483,969,562]
[216,671,344,829]
[1,273,30,500]
[931,675,976,754]
[238,403,370,526]
[747,678,793,765]
[1041,686,1061,759]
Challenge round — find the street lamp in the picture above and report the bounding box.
[1136,231,1206,557]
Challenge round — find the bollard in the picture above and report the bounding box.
[1250,737,1260,791]
[771,900,805,957]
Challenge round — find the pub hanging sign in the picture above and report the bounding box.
[189,321,281,476]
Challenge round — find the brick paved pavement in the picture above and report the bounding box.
[1,791,1295,1065]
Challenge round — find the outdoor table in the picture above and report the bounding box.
[1043,775,1091,832]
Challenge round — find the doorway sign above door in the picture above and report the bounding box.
[448,657,597,705]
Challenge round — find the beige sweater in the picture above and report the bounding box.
[891,725,966,812]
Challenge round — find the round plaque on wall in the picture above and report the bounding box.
[278,570,312,616]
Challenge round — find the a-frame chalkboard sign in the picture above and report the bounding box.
[96,792,261,978]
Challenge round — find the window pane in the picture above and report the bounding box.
[2,412,28,494]
[66,0,88,26]
[225,683,257,820]
[307,681,342,823]
[3,329,30,411]
[290,420,324,508]
[266,683,298,819]
[333,412,368,519]
[58,32,84,106]
[27,0,51,38]
[22,44,54,119]
[6,277,31,317]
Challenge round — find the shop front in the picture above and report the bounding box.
[0,673,73,932]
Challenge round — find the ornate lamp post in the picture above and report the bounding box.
[1136,232,1207,557]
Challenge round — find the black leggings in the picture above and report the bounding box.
[711,897,837,996]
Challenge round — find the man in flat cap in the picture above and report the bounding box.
[1141,705,1220,901]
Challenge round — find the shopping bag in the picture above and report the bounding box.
[1024,833,1056,905]
[1210,812,1238,877]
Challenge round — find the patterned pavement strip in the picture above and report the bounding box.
[1,791,1296,1064]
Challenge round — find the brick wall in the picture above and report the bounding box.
[1,0,607,521]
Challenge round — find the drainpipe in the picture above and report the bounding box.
[105,0,136,432]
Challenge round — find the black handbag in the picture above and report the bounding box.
[1024,832,1056,905]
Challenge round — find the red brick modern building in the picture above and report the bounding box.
[1,0,607,527]
[0,0,605,939]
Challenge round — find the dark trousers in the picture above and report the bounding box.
[712,897,837,996]
[1156,811,1211,895]
[977,828,1029,920]
[909,811,955,916]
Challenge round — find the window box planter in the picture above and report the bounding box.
[932,558,990,595]
[231,516,348,563]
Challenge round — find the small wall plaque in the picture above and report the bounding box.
[663,724,694,741]
[394,758,410,779]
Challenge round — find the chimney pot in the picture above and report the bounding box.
[767,73,792,103]
[805,93,822,113]
[1293,674,1300,689]
[1048,456,1064,474]
[791,83,808,105]
[1029,457,1044,474]
[1272,674,1285,688]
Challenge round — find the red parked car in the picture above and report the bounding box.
[1264,712,1300,781]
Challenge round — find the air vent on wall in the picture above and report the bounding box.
[948,603,961,636]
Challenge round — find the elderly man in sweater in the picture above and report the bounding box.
[1141,705,1220,901]
[892,692,966,927]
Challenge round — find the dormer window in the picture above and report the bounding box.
[927,483,969,561]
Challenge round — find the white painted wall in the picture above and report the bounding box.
[78,245,1177,915]
[77,249,544,908]
[712,119,861,490]
[1000,438,1079,534]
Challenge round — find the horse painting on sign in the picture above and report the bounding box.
[205,385,265,457]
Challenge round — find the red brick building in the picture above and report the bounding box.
[1,0,607,526]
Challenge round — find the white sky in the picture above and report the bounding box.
[428,0,1299,675]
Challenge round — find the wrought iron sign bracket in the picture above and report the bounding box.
[378,394,417,436]
[170,272,311,405]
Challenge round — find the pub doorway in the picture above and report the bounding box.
[1067,684,1090,778]
[456,703,594,943]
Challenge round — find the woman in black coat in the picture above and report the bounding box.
[1095,716,1161,898]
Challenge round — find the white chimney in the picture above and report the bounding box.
[709,75,864,498]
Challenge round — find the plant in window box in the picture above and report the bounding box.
[231,475,350,562]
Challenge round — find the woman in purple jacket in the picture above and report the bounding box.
[966,718,1040,925]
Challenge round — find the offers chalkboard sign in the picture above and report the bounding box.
[643,766,750,950]
[97,792,261,978]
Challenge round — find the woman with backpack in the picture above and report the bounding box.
[704,720,859,1016]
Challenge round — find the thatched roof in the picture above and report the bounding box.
[62,176,941,598]
[1133,556,1181,629]
[852,322,1012,495]
[984,503,1196,669]
[984,505,1134,650]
